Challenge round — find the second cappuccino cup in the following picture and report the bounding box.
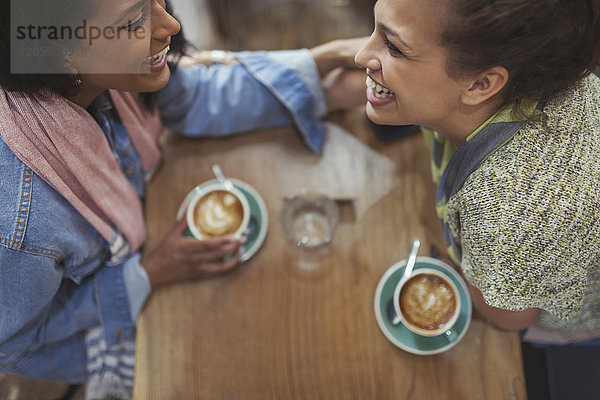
[393,267,461,337]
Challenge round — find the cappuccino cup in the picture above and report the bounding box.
[393,268,460,336]
[186,182,250,240]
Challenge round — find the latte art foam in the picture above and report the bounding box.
[399,273,457,332]
[194,190,244,237]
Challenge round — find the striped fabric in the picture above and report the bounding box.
[85,326,136,400]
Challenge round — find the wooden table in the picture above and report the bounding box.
[133,109,527,399]
[134,1,526,398]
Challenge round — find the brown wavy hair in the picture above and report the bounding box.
[440,0,600,109]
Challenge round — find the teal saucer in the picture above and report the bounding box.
[177,179,268,262]
[374,256,472,355]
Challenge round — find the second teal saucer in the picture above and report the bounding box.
[374,256,472,355]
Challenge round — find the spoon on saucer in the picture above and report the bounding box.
[388,237,421,326]
[211,164,234,191]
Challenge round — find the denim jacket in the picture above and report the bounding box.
[0,49,326,382]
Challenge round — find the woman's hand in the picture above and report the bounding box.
[309,37,369,77]
[141,217,244,288]
[311,38,369,112]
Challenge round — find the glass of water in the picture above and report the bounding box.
[282,193,339,249]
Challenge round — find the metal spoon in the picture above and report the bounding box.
[403,237,421,280]
[388,237,421,325]
[211,164,234,191]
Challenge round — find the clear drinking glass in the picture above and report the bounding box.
[282,193,339,249]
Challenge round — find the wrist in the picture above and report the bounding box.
[180,50,237,67]
[140,254,170,289]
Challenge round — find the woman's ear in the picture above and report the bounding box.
[460,66,508,106]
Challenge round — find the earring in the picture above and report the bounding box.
[73,75,82,87]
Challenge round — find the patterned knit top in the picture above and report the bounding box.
[426,74,600,332]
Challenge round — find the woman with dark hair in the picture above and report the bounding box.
[0,0,365,398]
[356,0,600,396]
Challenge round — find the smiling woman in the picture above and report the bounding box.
[355,0,483,144]
[356,2,600,396]
[0,0,367,398]
[66,0,182,107]
[356,0,600,354]
[3,0,187,97]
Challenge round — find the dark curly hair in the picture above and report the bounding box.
[440,0,600,109]
[0,0,189,99]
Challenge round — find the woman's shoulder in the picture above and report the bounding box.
[0,137,104,264]
[453,100,600,242]
[543,73,600,128]
[463,74,600,208]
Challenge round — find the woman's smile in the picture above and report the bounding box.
[142,44,170,72]
[355,0,476,135]
[365,75,396,105]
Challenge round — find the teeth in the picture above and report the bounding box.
[375,91,394,98]
[366,76,376,88]
[366,75,394,96]
[146,46,170,65]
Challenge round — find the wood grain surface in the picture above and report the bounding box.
[134,111,526,399]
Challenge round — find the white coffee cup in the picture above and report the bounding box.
[186,182,250,240]
[393,268,461,336]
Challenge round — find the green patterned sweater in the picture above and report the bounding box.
[426,73,600,332]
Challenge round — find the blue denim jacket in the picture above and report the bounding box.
[0,49,326,382]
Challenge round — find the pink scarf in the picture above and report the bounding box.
[0,89,162,252]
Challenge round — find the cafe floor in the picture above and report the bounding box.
[0,0,572,399]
